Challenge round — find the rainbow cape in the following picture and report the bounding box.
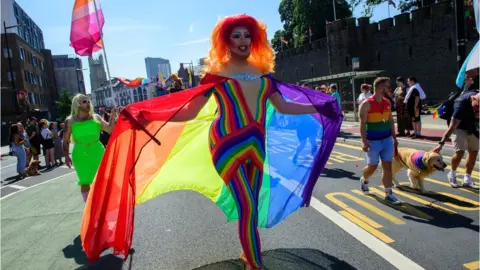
[80,74,343,262]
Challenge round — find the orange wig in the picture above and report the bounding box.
[203,14,275,75]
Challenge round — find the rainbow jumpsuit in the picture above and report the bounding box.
[207,76,275,269]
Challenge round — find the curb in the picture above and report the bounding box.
[336,136,480,171]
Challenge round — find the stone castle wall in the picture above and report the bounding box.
[274,1,475,103]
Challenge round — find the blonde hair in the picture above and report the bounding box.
[68,94,94,124]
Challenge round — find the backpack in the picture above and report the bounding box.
[436,88,477,125]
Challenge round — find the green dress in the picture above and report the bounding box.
[71,119,105,185]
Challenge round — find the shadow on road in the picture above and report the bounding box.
[321,168,360,180]
[63,236,89,266]
[193,248,356,270]
[365,190,479,233]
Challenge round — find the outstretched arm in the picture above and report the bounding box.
[269,92,318,115]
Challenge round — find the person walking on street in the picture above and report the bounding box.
[9,124,27,178]
[358,77,401,204]
[394,77,412,136]
[63,94,118,203]
[26,117,42,168]
[357,84,372,105]
[433,90,480,189]
[330,84,341,108]
[404,77,426,138]
[39,119,55,169]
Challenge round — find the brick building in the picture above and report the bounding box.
[274,1,477,105]
[52,55,86,96]
[1,0,57,123]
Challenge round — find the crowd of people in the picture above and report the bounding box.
[7,109,112,179]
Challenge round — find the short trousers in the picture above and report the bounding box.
[453,129,479,152]
[365,136,394,165]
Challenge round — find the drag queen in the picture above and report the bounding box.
[81,15,343,269]
[63,94,118,202]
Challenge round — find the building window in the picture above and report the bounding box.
[7,71,16,82]
[143,88,148,100]
[19,47,25,60]
[28,92,34,104]
[13,4,18,16]
[32,56,37,67]
[3,48,12,58]
[41,61,45,70]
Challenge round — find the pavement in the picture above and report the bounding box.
[1,127,479,270]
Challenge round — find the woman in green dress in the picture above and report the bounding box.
[63,94,118,202]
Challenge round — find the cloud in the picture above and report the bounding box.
[174,37,210,46]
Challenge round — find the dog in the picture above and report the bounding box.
[392,147,447,193]
[26,160,41,176]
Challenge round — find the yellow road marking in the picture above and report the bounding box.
[343,207,383,229]
[464,260,480,270]
[325,192,405,225]
[387,186,457,214]
[434,192,480,211]
[456,177,480,185]
[331,151,364,161]
[335,142,363,151]
[356,188,433,220]
[327,157,345,163]
[425,178,478,195]
[335,142,480,179]
[448,166,479,179]
[339,210,395,244]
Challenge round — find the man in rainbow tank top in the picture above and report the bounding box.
[358,77,401,204]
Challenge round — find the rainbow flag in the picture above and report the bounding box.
[188,68,193,87]
[114,77,145,87]
[70,0,104,56]
[432,105,445,119]
[80,74,343,262]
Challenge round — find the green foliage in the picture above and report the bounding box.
[362,0,419,17]
[272,0,352,52]
[55,89,72,122]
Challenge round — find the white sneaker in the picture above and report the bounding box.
[463,176,479,189]
[448,172,458,188]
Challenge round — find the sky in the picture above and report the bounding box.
[16,0,398,93]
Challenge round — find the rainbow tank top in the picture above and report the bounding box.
[366,96,392,140]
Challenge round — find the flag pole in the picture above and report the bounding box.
[92,0,116,107]
[388,2,390,17]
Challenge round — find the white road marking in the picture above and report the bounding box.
[1,163,16,169]
[7,184,26,190]
[309,197,425,270]
[0,172,76,201]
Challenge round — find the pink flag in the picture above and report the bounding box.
[70,0,104,56]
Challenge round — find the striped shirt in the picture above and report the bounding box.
[366,96,392,140]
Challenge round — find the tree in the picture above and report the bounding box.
[272,0,352,52]
[55,89,72,121]
[361,0,421,17]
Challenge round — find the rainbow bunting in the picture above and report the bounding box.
[69,0,105,56]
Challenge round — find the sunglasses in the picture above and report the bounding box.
[81,100,90,104]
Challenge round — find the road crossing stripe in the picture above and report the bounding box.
[327,156,344,163]
[456,176,480,185]
[338,210,394,243]
[325,192,405,225]
[383,187,457,214]
[7,184,26,190]
[464,260,480,270]
[425,178,478,195]
[0,172,76,201]
[351,189,433,220]
[309,197,425,270]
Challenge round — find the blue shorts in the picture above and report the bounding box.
[365,137,394,165]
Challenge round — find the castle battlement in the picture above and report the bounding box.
[276,0,452,60]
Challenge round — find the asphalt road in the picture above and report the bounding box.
[1,131,479,270]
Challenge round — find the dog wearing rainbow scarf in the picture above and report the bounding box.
[392,147,447,193]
